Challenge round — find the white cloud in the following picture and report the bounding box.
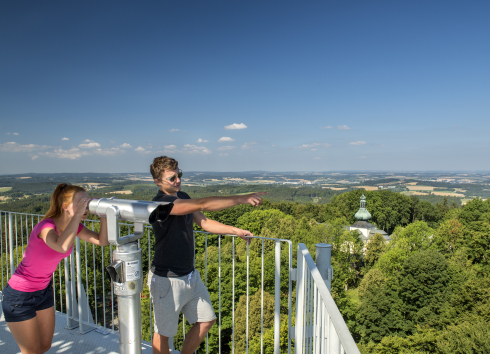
[13,133,19,135]
[79,140,101,148]
[134,147,147,153]
[0,142,51,152]
[197,138,209,143]
[62,137,69,141]
[349,141,366,145]
[321,126,332,129]
[311,149,317,151]
[170,129,180,132]
[219,153,229,156]
[40,148,88,160]
[164,145,177,150]
[313,157,321,160]
[93,148,125,156]
[218,137,235,142]
[337,125,352,130]
[31,155,38,160]
[241,141,257,149]
[298,143,331,149]
[39,146,125,159]
[182,144,212,154]
[120,143,132,148]
[217,146,236,151]
[225,123,247,130]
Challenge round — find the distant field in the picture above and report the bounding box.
[402,191,430,196]
[0,187,12,192]
[107,190,133,195]
[323,187,347,190]
[406,185,436,191]
[354,186,378,191]
[432,191,465,197]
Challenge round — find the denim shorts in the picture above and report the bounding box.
[1,282,54,322]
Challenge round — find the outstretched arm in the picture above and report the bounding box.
[170,192,267,216]
[193,212,253,244]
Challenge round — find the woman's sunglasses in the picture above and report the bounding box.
[166,169,183,182]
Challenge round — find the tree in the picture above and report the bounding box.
[236,209,289,236]
[412,201,441,227]
[233,290,275,353]
[356,269,403,343]
[365,232,387,267]
[437,320,490,354]
[432,219,466,256]
[377,221,435,279]
[398,250,452,333]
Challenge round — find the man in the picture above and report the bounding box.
[148,156,266,354]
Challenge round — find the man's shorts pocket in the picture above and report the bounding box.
[149,273,171,300]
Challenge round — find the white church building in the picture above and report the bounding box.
[348,194,391,243]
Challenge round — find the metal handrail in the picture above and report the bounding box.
[295,243,360,354]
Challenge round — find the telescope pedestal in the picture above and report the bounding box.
[109,242,144,354]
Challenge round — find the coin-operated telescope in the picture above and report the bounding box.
[89,197,173,354]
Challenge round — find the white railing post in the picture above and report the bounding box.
[8,213,15,276]
[295,245,305,354]
[315,244,333,292]
[329,316,341,354]
[274,240,281,354]
[65,253,78,329]
[75,237,95,334]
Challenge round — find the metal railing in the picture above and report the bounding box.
[0,211,293,353]
[294,243,361,354]
[1,210,362,354]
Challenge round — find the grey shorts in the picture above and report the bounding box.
[147,269,216,337]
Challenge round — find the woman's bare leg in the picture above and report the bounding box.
[36,307,56,353]
[6,306,55,354]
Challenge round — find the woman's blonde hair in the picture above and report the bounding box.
[43,183,86,220]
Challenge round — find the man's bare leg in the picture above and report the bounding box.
[153,332,170,354]
[180,320,216,354]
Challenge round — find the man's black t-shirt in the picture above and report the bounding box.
[151,190,195,277]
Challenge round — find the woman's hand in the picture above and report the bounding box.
[74,197,90,218]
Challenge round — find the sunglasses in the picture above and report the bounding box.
[165,169,183,182]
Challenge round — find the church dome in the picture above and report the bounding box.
[354,194,372,221]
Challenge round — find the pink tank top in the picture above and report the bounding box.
[8,218,83,292]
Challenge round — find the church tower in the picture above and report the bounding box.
[354,194,372,221]
[349,193,390,243]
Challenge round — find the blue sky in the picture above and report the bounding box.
[1,0,489,174]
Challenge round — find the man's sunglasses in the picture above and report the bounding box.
[166,170,183,182]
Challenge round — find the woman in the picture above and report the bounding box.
[1,183,109,354]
